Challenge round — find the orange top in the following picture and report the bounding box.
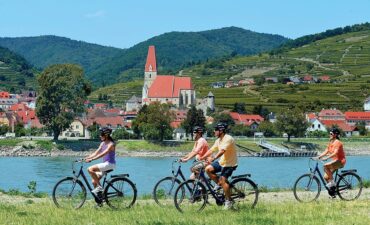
[327,139,346,165]
[192,137,208,161]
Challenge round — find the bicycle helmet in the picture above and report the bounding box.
[330,128,340,136]
[99,127,112,136]
[193,126,204,134]
[214,122,228,132]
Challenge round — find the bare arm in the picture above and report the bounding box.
[86,143,115,162]
[85,143,103,160]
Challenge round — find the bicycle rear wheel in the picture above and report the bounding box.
[174,180,207,213]
[337,172,363,201]
[293,174,321,203]
[230,178,258,210]
[104,177,137,209]
[153,177,181,206]
[52,177,86,209]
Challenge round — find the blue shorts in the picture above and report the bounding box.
[211,161,237,179]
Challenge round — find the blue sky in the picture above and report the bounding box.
[1,0,370,49]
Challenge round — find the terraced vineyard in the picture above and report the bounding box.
[0,61,36,91]
[90,29,370,111]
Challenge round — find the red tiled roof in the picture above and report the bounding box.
[89,116,124,128]
[229,112,264,124]
[303,75,313,81]
[345,112,370,120]
[320,75,330,81]
[307,113,317,120]
[318,109,344,117]
[170,121,182,128]
[148,75,193,98]
[320,120,356,132]
[145,46,157,72]
[9,103,30,112]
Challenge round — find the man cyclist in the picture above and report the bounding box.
[85,127,116,194]
[180,126,209,179]
[317,128,346,195]
[200,122,238,210]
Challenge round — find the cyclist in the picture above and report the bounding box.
[180,126,209,179]
[317,128,346,191]
[85,127,116,194]
[200,122,238,210]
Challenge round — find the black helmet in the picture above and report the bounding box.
[193,126,203,134]
[330,128,340,136]
[214,122,227,132]
[99,127,112,136]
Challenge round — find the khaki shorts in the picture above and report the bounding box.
[190,161,206,173]
[326,160,344,172]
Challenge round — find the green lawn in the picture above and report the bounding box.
[1,199,370,225]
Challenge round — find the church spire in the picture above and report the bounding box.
[145,45,157,72]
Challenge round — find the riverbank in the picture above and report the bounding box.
[0,138,368,157]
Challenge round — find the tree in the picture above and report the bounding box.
[275,107,309,142]
[232,102,247,114]
[132,102,174,141]
[0,125,9,135]
[36,64,91,141]
[356,122,367,136]
[230,124,252,137]
[257,121,277,137]
[252,105,269,119]
[181,106,206,139]
[112,128,131,140]
[87,122,99,139]
[213,113,235,128]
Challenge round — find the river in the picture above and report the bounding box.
[0,156,369,195]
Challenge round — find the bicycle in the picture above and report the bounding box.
[293,157,363,202]
[52,159,137,209]
[152,159,193,206]
[173,167,258,213]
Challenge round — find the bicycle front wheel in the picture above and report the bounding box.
[104,177,137,209]
[153,177,181,206]
[52,177,87,209]
[230,178,258,210]
[293,174,321,203]
[174,180,207,213]
[337,172,363,201]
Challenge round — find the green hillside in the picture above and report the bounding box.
[0,35,124,82]
[0,27,288,86]
[0,46,36,91]
[92,27,370,112]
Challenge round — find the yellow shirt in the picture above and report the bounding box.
[210,134,238,167]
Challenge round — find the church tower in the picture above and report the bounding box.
[142,46,157,99]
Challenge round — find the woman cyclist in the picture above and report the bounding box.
[85,127,116,194]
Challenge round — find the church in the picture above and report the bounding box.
[142,46,196,107]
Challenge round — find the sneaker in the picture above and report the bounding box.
[223,200,234,210]
[91,186,103,194]
[325,181,336,188]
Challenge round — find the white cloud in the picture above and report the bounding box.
[84,10,106,19]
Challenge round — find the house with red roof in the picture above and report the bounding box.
[303,75,313,83]
[229,112,264,130]
[318,108,345,121]
[142,46,195,107]
[345,111,370,130]
[319,119,358,137]
[319,75,331,82]
[8,103,43,129]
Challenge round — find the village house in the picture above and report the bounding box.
[229,112,264,130]
[125,95,142,112]
[345,111,370,130]
[238,79,255,86]
[319,75,331,82]
[60,119,90,138]
[318,108,345,120]
[196,91,215,116]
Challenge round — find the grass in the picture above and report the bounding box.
[116,140,194,152]
[0,139,22,146]
[0,199,370,225]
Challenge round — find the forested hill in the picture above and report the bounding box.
[0,27,288,86]
[0,35,125,77]
[0,46,36,91]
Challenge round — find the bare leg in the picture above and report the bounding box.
[219,176,231,200]
[88,165,101,188]
[205,165,218,184]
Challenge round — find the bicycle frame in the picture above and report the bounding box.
[71,161,110,202]
[309,160,341,192]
